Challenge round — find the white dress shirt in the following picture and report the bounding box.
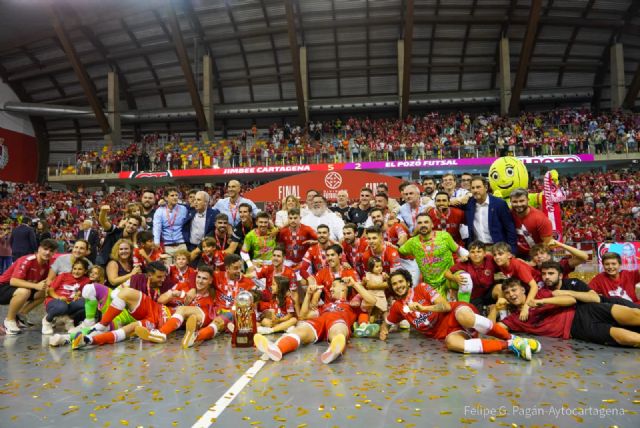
[473,196,492,243]
[189,211,206,245]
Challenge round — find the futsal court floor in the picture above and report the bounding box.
[1,311,639,428]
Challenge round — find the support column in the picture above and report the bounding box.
[397,39,404,118]
[106,71,121,146]
[202,54,215,141]
[299,46,309,123]
[610,43,625,110]
[499,37,511,116]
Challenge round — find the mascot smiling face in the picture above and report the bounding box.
[488,156,529,199]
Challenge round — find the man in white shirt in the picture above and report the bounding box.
[301,195,345,241]
[441,173,471,206]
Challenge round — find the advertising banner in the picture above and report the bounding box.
[0,127,38,183]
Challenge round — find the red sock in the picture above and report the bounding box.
[100,305,123,325]
[276,335,299,355]
[160,317,182,335]
[92,332,117,345]
[196,325,216,342]
[487,323,511,340]
[480,339,507,353]
[357,313,369,324]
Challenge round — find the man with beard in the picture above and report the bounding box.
[252,246,299,317]
[241,212,278,267]
[399,213,468,297]
[139,189,157,230]
[380,269,538,361]
[309,244,360,299]
[213,180,259,227]
[361,226,401,274]
[227,203,254,255]
[494,277,640,348]
[302,195,344,241]
[98,206,142,267]
[190,214,231,270]
[300,225,340,277]
[428,192,466,246]
[509,188,553,259]
[277,208,318,268]
[398,184,432,234]
[254,275,376,364]
[421,177,438,202]
[346,187,373,234]
[341,223,368,278]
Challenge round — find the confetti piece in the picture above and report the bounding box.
[323,412,332,419]
[119,420,129,426]
[602,399,618,403]
[440,411,451,415]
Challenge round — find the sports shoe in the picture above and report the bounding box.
[253,333,282,362]
[364,323,380,338]
[49,334,70,347]
[257,326,274,335]
[353,323,369,338]
[182,316,198,349]
[16,314,34,328]
[509,336,532,361]
[399,319,411,330]
[321,333,346,364]
[135,326,167,343]
[3,319,21,335]
[41,316,54,335]
[527,338,542,354]
[71,333,91,350]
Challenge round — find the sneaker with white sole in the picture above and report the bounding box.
[3,319,21,335]
[41,316,54,335]
[135,326,167,343]
[509,336,532,361]
[527,338,542,354]
[181,316,198,349]
[321,333,346,364]
[253,333,282,361]
[71,333,91,350]
[16,314,34,328]
[49,334,71,347]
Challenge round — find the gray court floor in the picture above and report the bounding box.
[1,322,639,428]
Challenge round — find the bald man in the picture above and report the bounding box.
[213,180,260,227]
[398,184,434,234]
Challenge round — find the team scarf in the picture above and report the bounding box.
[542,170,566,241]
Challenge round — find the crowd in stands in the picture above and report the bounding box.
[63,109,640,175]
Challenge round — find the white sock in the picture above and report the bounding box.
[171,314,184,327]
[472,314,493,334]
[113,328,126,343]
[463,338,483,354]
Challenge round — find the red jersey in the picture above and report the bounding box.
[277,224,317,264]
[257,264,298,293]
[428,207,465,245]
[499,257,541,286]
[258,295,295,317]
[190,292,218,325]
[341,237,368,276]
[133,247,164,270]
[502,288,575,339]
[165,281,195,307]
[45,273,90,306]
[168,265,196,289]
[361,243,401,274]
[0,254,51,285]
[450,254,498,299]
[384,223,409,248]
[213,271,255,310]
[205,232,232,271]
[300,242,343,277]
[589,269,640,304]
[512,207,553,257]
[313,267,359,299]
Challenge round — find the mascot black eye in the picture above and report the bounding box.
[505,167,514,177]
[491,171,499,181]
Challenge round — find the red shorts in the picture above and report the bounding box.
[428,302,478,340]
[130,294,174,330]
[301,311,356,343]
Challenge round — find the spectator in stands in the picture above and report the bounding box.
[213,180,259,227]
[35,221,52,245]
[10,218,37,262]
[0,224,12,274]
[77,219,100,263]
[464,176,516,253]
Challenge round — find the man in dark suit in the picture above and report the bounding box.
[183,190,219,251]
[464,176,517,253]
[9,219,37,261]
[77,219,100,263]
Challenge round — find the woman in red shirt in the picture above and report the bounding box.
[42,259,91,335]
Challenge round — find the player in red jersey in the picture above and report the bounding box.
[492,242,539,321]
[300,224,339,277]
[136,265,218,345]
[341,223,368,277]
[361,226,401,274]
[0,239,57,335]
[277,208,318,268]
[509,188,553,259]
[254,275,377,364]
[589,252,640,304]
[427,192,466,246]
[182,254,257,347]
[309,244,359,300]
[380,269,538,361]
[495,277,640,347]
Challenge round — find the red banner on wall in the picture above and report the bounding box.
[0,127,38,183]
[243,170,405,202]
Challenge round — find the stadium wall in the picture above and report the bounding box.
[0,81,38,182]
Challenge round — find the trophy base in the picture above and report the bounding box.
[232,332,254,348]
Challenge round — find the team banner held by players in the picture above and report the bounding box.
[597,242,640,272]
[243,170,405,202]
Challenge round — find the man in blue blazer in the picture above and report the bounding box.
[464,176,517,253]
[183,191,220,251]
